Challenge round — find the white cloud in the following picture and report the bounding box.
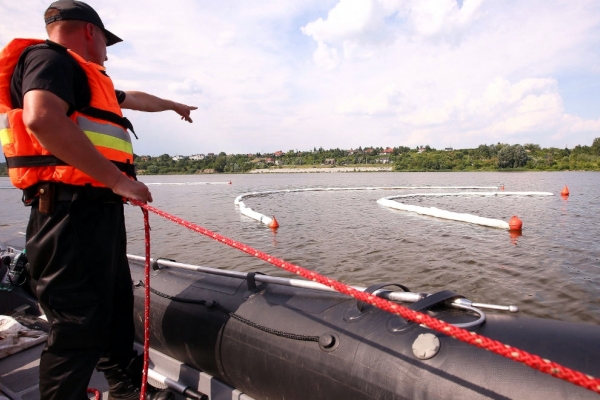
[336,85,402,115]
[410,0,483,36]
[168,79,203,96]
[301,0,485,66]
[556,115,600,142]
[313,41,340,70]
[300,0,407,66]
[301,0,379,42]
[216,31,237,47]
[395,77,565,142]
[392,75,600,149]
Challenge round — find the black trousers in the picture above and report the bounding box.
[25,187,134,400]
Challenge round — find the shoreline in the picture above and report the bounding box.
[248,166,393,173]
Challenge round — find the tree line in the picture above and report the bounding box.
[1,138,599,176]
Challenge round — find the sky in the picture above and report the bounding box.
[2,0,600,157]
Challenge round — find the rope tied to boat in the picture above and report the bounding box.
[131,200,600,395]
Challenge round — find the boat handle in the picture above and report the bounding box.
[447,298,486,329]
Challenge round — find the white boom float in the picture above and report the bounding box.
[145,181,232,185]
[377,191,553,230]
[234,186,498,229]
[234,186,555,230]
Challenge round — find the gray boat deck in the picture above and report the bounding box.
[0,343,110,399]
[0,337,254,400]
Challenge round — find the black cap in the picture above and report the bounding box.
[45,0,122,46]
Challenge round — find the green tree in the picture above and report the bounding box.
[214,155,227,172]
[524,143,541,153]
[497,144,528,168]
[592,137,600,155]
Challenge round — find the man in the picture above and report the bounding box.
[0,1,197,399]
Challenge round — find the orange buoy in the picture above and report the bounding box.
[268,216,279,229]
[508,215,522,231]
[560,185,569,196]
[500,185,505,191]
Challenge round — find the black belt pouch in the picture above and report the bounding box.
[38,182,55,214]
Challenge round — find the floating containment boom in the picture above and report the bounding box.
[378,191,553,230]
[236,187,553,230]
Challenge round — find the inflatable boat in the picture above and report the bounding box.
[1,236,600,400]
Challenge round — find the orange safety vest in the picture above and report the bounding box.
[0,38,136,190]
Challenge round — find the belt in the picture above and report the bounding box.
[22,182,123,205]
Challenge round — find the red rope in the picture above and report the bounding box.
[140,207,151,400]
[132,201,600,395]
[86,388,101,400]
[84,209,151,400]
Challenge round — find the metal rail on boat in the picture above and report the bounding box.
[127,254,519,329]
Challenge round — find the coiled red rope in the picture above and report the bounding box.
[131,201,600,395]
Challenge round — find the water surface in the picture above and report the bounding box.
[1,171,598,324]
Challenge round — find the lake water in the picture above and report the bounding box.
[1,171,599,325]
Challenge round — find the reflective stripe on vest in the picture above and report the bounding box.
[0,114,11,145]
[77,116,132,154]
